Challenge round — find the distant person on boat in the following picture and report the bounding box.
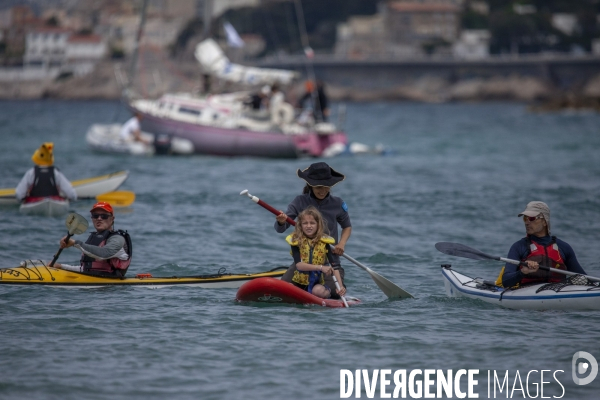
[54,201,132,278]
[497,201,586,288]
[269,83,284,109]
[246,85,270,110]
[275,162,351,291]
[120,112,150,144]
[15,142,77,203]
[268,83,294,126]
[297,80,330,122]
[286,206,346,299]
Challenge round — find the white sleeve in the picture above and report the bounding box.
[55,170,78,201]
[15,169,35,201]
[119,117,139,140]
[270,92,284,108]
[60,264,84,272]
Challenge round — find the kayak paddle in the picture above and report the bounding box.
[49,212,89,268]
[332,275,349,308]
[240,189,414,299]
[435,242,600,283]
[95,191,135,207]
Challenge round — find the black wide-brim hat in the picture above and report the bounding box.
[297,162,345,187]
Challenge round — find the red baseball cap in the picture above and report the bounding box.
[90,201,114,214]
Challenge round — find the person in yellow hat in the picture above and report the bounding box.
[54,201,132,277]
[15,142,77,203]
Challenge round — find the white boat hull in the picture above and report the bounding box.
[86,124,194,156]
[19,198,70,217]
[441,266,600,310]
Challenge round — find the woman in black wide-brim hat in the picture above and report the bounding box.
[274,162,352,298]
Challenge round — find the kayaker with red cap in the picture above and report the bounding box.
[54,201,132,277]
[274,162,351,296]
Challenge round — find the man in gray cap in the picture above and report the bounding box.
[500,201,586,287]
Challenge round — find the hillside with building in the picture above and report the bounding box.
[1,0,599,108]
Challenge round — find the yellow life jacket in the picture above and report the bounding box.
[495,267,506,287]
[286,234,335,287]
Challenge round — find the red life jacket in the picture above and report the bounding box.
[80,230,132,276]
[519,236,567,284]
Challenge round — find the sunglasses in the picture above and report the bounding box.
[91,213,112,220]
[523,215,543,222]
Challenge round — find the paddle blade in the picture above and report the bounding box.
[369,269,414,299]
[51,213,89,267]
[341,253,413,299]
[435,242,499,262]
[66,212,89,235]
[96,191,135,207]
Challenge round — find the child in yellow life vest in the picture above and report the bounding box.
[286,206,346,299]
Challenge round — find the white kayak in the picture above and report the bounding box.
[19,197,70,217]
[86,124,194,156]
[441,265,600,311]
[0,170,129,206]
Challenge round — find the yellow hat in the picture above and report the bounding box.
[31,142,54,166]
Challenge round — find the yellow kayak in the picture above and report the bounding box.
[0,170,129,205]
[0,261,286,288]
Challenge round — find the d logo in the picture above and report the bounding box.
[572,351,598,385]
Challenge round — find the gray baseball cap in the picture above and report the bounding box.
[518,201,551,234]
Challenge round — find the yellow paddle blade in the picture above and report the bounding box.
[95,191,135,207]
[0,187,16,197]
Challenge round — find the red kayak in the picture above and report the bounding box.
[236,277,361,308]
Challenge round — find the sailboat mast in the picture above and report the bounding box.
[128,0,150,92]
[293,0,323,122]
[203,0,214,39]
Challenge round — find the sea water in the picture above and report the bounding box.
[1,100,599,399]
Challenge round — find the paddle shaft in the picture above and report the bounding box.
[500,256,600,283]
[332,275,349,308]
[49,233,73,268]
[435,242,600,283]
[247,194,296,226]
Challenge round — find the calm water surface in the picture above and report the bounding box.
[1,100,599,399]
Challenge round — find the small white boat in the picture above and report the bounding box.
[0,170,129,206]
[86,124,194,156]
[441,265,600,311]
[19,197,70,217]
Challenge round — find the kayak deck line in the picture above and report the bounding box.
[442,266,600,299]
[441,265,600,310]
[0,261,286,287]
